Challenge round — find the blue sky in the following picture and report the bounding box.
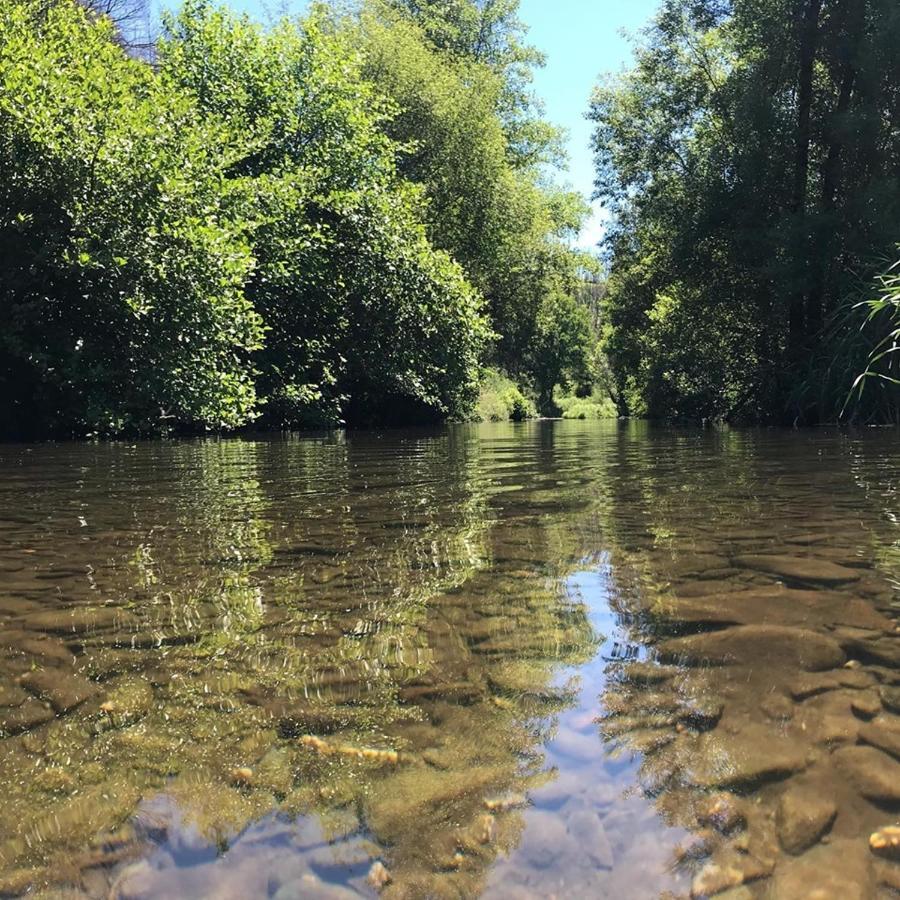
[173,0,661,249]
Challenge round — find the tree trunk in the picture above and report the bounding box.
[806,0,863,338]
[788,0,823,356]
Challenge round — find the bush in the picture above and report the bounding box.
[475,369,536,421]
[554,387,617,420]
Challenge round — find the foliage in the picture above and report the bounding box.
[0,0,263,436]
[0,0,602,436]
[346,1,594,406]
[528,291,594,413]
[849,253,900,422]
[475,368,535,422]
[0,0,494,435]
[590,0,900,423]
[553,387,617,420]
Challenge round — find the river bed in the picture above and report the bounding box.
[0,422,898,898]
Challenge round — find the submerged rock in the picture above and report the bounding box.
[832,745,900,803]
[20,668,98,713]
[697,793,746,834]
[880,685,900,714]
[0,699,54,734]
[687,723,806,788]
[690,861,745,898]
[776,784,836,854]
[658,625,844,672]
[732,555,860,586]
[870,825,900,861]
[789,668,874,700]
[771,838,873,900]
[0,682,29,708]
[759,693,794,721]
[849,690,881,719]
[19,606,136,634]
[859,716,900,760]
[367,861,391,890]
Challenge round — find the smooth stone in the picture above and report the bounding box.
[660,588,887,631]
[874,860,900,892]
[566,809,613,868]
[19,606,136,634]
[850,690,881,719]
[732,555,860,585]
[870,825,900,861]
[688,723,806,788]
[790,669,874,700]
[859,717,900,760]
[20,668,98,713]
[832,745,900,803]
[690,861,745,898]
[842,637,900,668]
[622,661,680,685]
[776,784,837,853]
[657,625,845,671]
[880,685,900,713]
[0,699,54,734]
[696,793,745,833]
[770,839,872,900]
[0,682,29,707]
[759,693,794,721]
[13,637,76,666]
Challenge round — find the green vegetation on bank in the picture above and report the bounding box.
[0,0,597,437]
[590,0,900,424]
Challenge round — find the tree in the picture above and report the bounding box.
[590,0,900,423]
[0,0,263,436]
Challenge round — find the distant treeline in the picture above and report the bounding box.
[590,0,900,424]
[0,0,598,437]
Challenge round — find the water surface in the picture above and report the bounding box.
[0,422,899,898]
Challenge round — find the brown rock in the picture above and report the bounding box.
[789,668,873,700]
[859,716,900,760]
[697,793,746,834]
[20,668,97,713]
[688,723,807,788]
[691,862,744,898]
[733,555,860,585]
[760,693,794,721]
[771,839,873,899]
[832,745,900,803]
[20,606,136,634]
[880,685,900,713]
[850,690,881,719]
[776,784,837,854]
[658,625,845,672]
[869,825,900,861]
[0,699,54,734]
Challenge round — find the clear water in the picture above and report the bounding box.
[0,422,898,899]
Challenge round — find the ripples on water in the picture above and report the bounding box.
[0,422,898,899]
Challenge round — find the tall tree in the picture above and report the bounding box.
[590,0,900,423]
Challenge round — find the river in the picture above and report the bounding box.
[0,421,898,898]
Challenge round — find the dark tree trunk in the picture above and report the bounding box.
[788,0,823,356]
[806,0,864,338]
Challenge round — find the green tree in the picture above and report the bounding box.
[590,0,900,423]
[0,0,263,436]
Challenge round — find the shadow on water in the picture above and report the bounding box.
[0,422,898,898]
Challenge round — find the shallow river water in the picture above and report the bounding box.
[1,422,899,899]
